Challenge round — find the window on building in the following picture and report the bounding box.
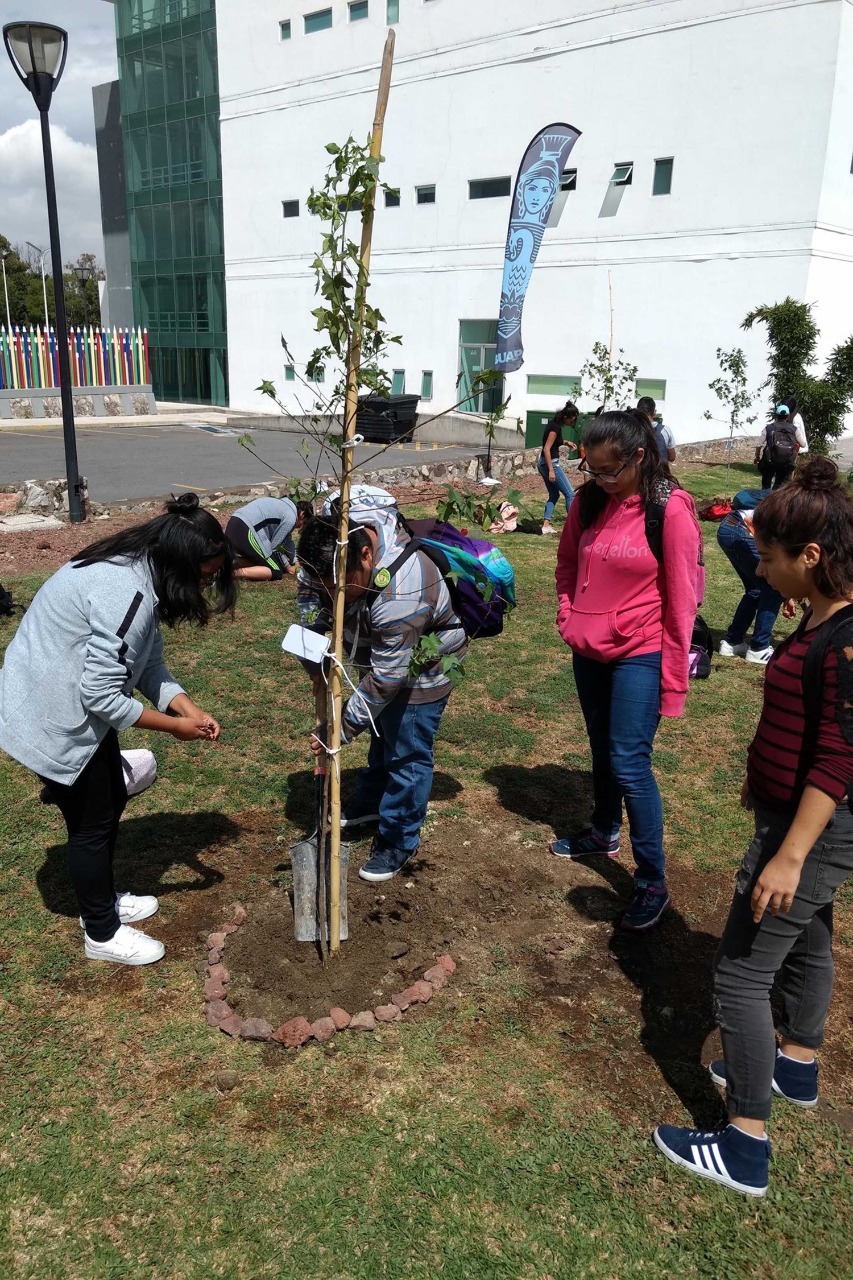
[280,20,292,39]
[468,177,512,200]
[285,365,296,382]
[391,370,406,395]
[282,200,300,218]
[416,185,436,204]
[611,162,633,187]
[652,157,674,196]
[458,321,504,415]
[421,370,434,400]
[384,188,401,207]
[350,0,369,19]
[560,168,577,192]
[312,367,325,383]
[304,8,333,33]
[527,375,581,397]
[337,195,363,213]
[635,378,667,402]
[387,0,399,20]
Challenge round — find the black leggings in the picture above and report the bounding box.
[40,731,128,942]
[225,515,287,580]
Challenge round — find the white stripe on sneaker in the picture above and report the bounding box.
[709,1145,729,1178]
[691,1145,705,1169]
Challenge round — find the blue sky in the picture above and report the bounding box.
[0,1,118,265]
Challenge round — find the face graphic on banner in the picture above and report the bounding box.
[495,125,581,372]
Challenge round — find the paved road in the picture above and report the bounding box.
[0,421,480,503]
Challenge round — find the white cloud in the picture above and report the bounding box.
[0,119,104,265]
[0,2,118,264]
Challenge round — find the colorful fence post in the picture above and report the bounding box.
[0,325,152,392]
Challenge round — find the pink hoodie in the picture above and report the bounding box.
[555,488,701,717]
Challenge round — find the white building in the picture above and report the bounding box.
[216,0,853,443]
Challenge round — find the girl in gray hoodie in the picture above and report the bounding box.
[0,494,235,966]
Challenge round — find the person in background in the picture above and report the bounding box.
[653,458,853,1198]
[226,495,312,581]
[785,395,808,448]
[754,405,804,490]
[0,494,235,967]
[553,409,702,931]
[637,396,676,463]
[717,488,784,666]
[538,401,579,535]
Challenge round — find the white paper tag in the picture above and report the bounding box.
[281,624,330,663]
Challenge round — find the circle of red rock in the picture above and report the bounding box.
[202,902,457,1049]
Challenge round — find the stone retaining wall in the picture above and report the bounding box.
[0,385,155,420]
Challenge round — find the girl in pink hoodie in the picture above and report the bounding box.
[553,409,701,931]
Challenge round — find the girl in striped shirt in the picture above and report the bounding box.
[654,458,853,1196]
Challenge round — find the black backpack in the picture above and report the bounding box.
[768,421,798,468]
[0,584,13,618]
[801,604,853,813]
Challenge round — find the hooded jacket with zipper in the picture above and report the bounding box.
[555,487,700,717]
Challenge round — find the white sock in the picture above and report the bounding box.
[730,1125,769,1141]
[778,1049,815,1065]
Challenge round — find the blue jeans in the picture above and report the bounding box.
[353,691,450,853]
[572,651,665,886]
[537,457,574,520]
[717,517,783,651]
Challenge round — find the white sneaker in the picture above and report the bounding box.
[84,924,165,966]
[745,646,774,665]
[719,640,748,658]
[79,892,159,929]
[541,525,557,536]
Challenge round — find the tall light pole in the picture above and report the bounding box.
[5,23,83,522]
[26,240,50,332]
[0,249,11,331]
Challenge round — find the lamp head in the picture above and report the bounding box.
[3,22,67,112]
[73,264,94,284]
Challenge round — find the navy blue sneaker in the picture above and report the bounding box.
[549,827,620,860]
[709,1048,818,1108]
[653,1123,770,1197]
[358,845,414,883]
[620,884,670,931]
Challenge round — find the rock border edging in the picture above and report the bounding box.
[203,903,456,1047]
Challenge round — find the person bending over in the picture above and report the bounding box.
[226,495,312,581]
[297,514,466,884]
[0,494,235,966]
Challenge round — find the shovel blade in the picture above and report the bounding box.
[291,834,350,943]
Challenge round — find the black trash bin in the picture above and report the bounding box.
[356,393,420,444]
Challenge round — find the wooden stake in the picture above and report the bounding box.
[327,31,396,954]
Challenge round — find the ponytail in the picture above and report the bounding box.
[752,458,853,599]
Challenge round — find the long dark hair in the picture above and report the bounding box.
[297,516,371,580]
[577,408,675,527]
[752,458,853,599]
[72,493,236,626]
[553,400,579,427]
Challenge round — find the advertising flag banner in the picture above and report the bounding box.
[495,123,581,373]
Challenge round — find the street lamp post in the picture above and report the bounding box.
[4,22,84,522]
[0,249,11,331]
[73,263,93,330]
[26,240,50,333]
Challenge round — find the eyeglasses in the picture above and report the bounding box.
[579,457,632,482]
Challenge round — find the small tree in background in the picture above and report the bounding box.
[579,340,638,412]
[704,346,760,482]
[742,297,853,455]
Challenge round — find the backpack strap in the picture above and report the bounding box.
[799,604,853,791]
[644,482,673,563]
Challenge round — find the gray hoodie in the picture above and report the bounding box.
[0,556,184,784]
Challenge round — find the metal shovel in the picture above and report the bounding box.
[291,686,349,945]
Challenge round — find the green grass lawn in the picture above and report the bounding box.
[1,462,851,1279]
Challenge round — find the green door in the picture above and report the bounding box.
[525,410,584,452]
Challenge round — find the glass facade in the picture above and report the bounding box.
[114,0,228,404]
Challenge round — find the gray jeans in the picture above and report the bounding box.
[713,800,853,1120]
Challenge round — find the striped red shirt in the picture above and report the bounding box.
[747,618,853,808]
